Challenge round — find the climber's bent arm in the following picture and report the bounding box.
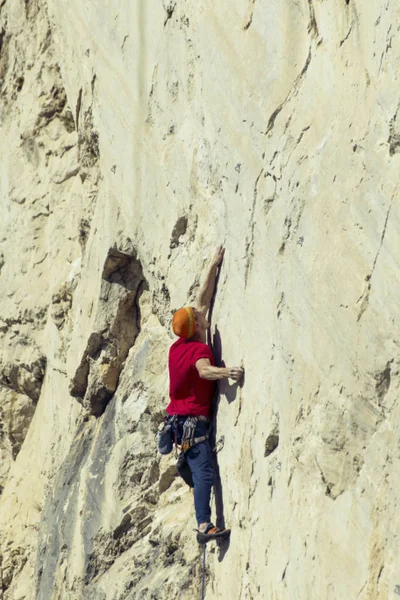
[196,358,243,381]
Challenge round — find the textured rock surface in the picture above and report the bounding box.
[1,0,400,599]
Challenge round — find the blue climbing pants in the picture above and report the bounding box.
[173,417,214,525]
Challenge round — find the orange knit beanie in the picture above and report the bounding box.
[172,307,196,338]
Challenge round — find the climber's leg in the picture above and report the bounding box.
[186,423,214,526]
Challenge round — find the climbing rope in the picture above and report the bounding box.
[201,543,206,600]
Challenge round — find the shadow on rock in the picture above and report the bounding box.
[209,325,242,562]
[212,325,243,404]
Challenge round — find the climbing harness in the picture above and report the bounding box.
[157,415,208,456]
[201,543,206,600]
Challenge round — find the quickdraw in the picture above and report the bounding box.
[180,416,198,453]
[170,415,209,459]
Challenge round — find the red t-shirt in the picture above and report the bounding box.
[166,337,216,418]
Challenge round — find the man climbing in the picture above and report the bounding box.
[166,246,244,543]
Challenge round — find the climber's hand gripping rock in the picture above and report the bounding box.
[228,366,244,381]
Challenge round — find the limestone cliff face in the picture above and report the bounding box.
[1,1,400,598]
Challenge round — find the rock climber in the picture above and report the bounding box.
[166,246,244,543]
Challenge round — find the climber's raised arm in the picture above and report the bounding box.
[196,246,225,315]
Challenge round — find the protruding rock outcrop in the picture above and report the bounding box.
[70,248,146,416]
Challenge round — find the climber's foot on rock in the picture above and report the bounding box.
[196,523,231,544]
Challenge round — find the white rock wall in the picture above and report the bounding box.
[1,1,400,599]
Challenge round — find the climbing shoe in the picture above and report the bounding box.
[196,523,231,544]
